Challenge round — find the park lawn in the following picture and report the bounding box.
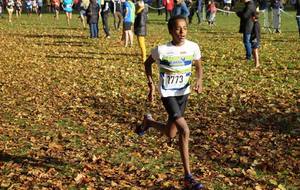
[0,10,299,189]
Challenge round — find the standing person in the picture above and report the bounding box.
[101,0,111,38]
[111,0,123,30]
[236,0,256,61]
[162,0,174,22]
[251,13,261,68]
[52,0,60,19]
[271,0,282,33]
[86,0,100,38]
[157,0,163,15]
[195,0,202,24]
[223,0,231,15]
[207,0,217,26]
[136,15,204,190]
[172,0,190,19]
[32,0,37,14]
[63,0,74,25]
[15,0,22,18]
[186,0,195,24]
[7,0,14,22]
[296,0,300,37]
[46,0,52,12]
[79,0,89,28]
[123,0,135,47]
[25,0,33,16]
[0,0,3,18]
[134,0,148,62]
[258,0,270,32]
[37,0,43,18]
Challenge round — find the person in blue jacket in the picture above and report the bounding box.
[172,0,190,19]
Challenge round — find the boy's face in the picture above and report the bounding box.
[170,19,187,46]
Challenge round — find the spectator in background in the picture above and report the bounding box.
[123,0,135,47]
[0,0,3,18]
[186,0,195,24]
[195,0,203,24]
[207,0,217,26]
[223,0,231,15]
[32,0,37,14]
[258,0,270,32]
[46,0,52,12]
[111,0,123,30]
[162,0,174,22]
[236,0,256,61]
[25,0,33,16]
[251,13,261,67]
[7,0,14,22]
[134,0,148,62]
[37,0,43,18]
[86,0,100,38]
[52,0,60,19]
[295,0,300,37]
[79,0,89,28]
[15,0,22,18]
[63,0,74,25]
[172,0,189,19]
[157,0,163,15]
[101,0,111,38]
[271,0,282,33]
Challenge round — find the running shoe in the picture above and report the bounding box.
[135,113,152,136]
[184,175,204,190]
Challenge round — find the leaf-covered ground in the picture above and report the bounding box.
[0,11,299,190]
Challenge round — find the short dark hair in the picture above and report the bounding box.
[167,15,187,33]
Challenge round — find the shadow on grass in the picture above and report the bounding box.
[0,151,72,171]
[35,41,91,47]
[235,110,300,135]
[25,34,83,39]
[46,54,120,60]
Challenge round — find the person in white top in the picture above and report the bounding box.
[136,15,204,190]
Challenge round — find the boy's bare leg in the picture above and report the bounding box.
[144,116,191,175]
[253,48,260,67]
[125,30,129,47]
[129,30,133,46]
[174,117,191,176]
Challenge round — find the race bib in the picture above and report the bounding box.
[162,72,190,90]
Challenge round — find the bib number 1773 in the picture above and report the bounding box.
[162,73,189,90]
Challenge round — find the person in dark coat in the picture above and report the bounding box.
[295,0,300,37]
[101,0,111,38]
[134,0,148,62]
[86,0,100,38]
[236,0,256,61]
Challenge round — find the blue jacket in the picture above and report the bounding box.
[172,1,190,17]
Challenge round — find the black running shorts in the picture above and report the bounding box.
[161,94,189,122]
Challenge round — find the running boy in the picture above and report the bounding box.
[136,15,204,190]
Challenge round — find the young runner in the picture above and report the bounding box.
[136,15,204,190]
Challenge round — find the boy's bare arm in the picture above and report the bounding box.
[144,55,155,101]
[193,59,203,93]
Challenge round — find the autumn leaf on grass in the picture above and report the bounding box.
[75,173,89,184]
[48,142,64,151]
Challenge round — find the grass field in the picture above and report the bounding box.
[0,9,299,190]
